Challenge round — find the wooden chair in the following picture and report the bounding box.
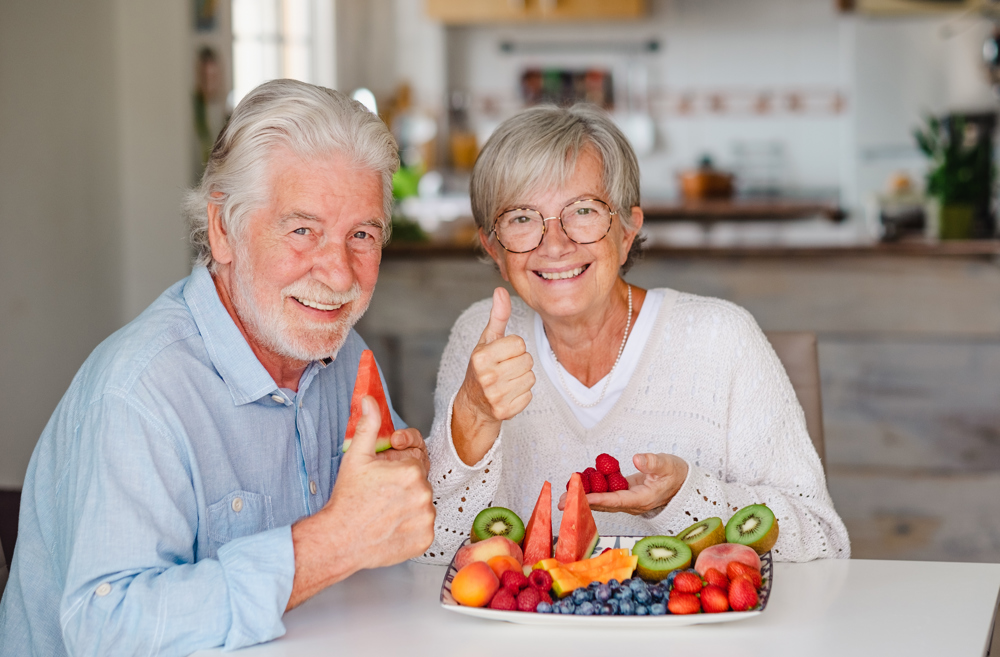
[764,331,826,468]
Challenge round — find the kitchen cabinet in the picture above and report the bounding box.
[425,0,644,24]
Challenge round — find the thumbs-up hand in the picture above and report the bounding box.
[556,453,689,515]
[452,288,535,464]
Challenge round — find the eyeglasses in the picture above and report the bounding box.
[492,198,617,254]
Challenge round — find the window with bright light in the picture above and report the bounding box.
[231,0,335,107]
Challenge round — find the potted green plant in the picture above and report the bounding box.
[913,115,993,240]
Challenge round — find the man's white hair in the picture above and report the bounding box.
[184,79,399,270]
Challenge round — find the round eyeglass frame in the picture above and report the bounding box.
[490,198,618,254]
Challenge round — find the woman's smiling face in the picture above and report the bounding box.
[482,147,642,324]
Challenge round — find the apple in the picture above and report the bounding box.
[454,536,523,571]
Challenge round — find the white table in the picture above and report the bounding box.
[194,559,1000,657]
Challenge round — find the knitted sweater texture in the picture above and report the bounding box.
[417,289,850,564]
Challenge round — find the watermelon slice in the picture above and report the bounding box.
[341,349,395,453]
[554,473,599,563]
[521,481,552,568]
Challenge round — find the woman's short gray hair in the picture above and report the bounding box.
[470,104,644,272]
[184,79,399,269]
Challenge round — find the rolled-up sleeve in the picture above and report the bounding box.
[58,394,295,656]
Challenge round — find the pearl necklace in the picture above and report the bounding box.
[550,283,632,408]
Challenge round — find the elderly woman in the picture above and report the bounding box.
[419,105,849,564]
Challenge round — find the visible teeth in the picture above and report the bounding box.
[539,266,586,280]
[295,297,343,311]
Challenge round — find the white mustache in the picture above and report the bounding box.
[282,280,361,306]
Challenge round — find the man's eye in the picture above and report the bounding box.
[293,227,310,236]
[353,230,371,239]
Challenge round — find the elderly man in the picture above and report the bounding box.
[0,80,435,655]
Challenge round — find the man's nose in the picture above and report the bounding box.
[310,238,356,290]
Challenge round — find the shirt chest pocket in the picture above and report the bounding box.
[207,490,274,558]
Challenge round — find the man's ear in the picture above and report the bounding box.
[207,202,234,266]
[479,228,509,282]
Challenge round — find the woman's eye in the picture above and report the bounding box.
[576,207,592,215]
[512,215,532,225]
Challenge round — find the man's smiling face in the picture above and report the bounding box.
[224,146,385,364]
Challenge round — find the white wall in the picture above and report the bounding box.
[0,0,191,488]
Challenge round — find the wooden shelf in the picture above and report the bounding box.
[641,198,847,223]
[425,0,644,24]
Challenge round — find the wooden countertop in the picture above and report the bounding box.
[384,239,1000,260]
[641,198,847,222]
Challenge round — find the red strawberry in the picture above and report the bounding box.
[588,471,608,493]
[606,472,629,492]
[672,570,704,594]
[700,584,730,613]
[595,453,620,475]
[703,567,729,591]
[729,577,759,611]
[727,561,762,589]
[516,587,542,612]
[500,570,529,595]
[489,588,517,611]
[667,591,701,615]
[527,569,553,592]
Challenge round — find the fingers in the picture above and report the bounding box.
[389,427,424,452]
[343,396,381,462]
[478,287,512,345]
[633,452,674,476]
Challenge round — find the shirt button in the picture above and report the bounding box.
[271,394,285,404]
[309,481,318,495]
[95,583,111,597]
[232,497,243,513]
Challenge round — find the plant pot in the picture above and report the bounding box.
[925,199,975,240]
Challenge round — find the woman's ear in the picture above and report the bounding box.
[620,206,644,266]
[479,227,510,282]
[207,201,234,266]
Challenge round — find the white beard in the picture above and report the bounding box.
[229,249,370,363]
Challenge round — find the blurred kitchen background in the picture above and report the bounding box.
[3,0,1000,568]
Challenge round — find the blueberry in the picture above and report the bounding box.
[607,578,620,590]
[648,584,665,601]
[635,604,649,615]
[575,601,596,615]
[629,579,647,592]
[634,589,652,605]
[613,587,633,601]
[621,578,633,588]
[618,599,635,615]
[594,584,612,603]
[608,599,621,615]
[588,580,602,590]
[572,588,591,604]
[559,600,576,615]
[536,602,553,613]
[649,603,667,616]
[665,571,679,589]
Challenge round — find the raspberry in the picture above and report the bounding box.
[489,588,517,611]
[700,584,730,613]
[672,571,704,594]
[539,590,553,604]
[517,587,542,612]
[595,453,620,475]
[703,567,729,591]
[500,569,529,595]
[583,467,597,476]
[667,591,700,615]
[528,569,553,592]
[728,577,759,611]
[606,472,629,492]
[588,471,608,493]
[727,561,762,589]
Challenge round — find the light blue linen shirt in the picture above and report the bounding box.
[0,266,403,656]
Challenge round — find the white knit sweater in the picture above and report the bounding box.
[417,288,850,564]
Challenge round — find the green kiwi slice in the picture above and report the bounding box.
[676,517,725,560]
[631,536,692,581]
[471,506,525,544]
[725,504,779,554]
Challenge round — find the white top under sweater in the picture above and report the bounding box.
[417,289,851,564]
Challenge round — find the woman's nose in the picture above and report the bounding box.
[537,216,574,255]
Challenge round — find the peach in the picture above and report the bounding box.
[451,561,500,607]
[454,536,523,571]
[487,555,522,580]
[694,543,761,576]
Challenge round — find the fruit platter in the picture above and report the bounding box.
[439,461,776,626]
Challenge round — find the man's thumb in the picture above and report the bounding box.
[346,396,382,459]
[479,287,511,345]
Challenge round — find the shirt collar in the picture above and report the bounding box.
[183,266,284,406]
